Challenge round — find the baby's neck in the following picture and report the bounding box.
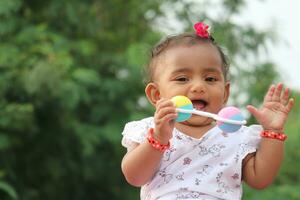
[174,122,216,139]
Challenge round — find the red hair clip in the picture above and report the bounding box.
[194,22,210,38]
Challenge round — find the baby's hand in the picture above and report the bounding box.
[247,83,294,132]
[153,98,177,144]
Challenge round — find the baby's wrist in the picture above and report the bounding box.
[261,130,287,141]
[262,128,284,134]
[153,130,170,145]
[147,128,170,152]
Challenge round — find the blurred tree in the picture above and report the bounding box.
[0,0,298,199]
[0,0,162,199]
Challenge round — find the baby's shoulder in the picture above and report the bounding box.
[124,117,154,129]
[231,124,263,144]
[121,117,154,147]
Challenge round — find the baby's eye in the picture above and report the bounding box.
[176,77,189,82]
[205,77,217,82]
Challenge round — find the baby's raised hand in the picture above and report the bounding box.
[153,98,177,144]
[247,83,294,132]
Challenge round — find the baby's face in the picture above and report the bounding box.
[153,43,230,125]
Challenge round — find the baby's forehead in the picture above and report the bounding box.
[157,45,222,69]
[157,42,221,64]
[147,34,229,82]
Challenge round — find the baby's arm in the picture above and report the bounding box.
[121,99,177,186]
[243,83,294,189]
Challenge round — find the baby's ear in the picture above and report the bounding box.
[145,83,160,106]
[223,82,230,105]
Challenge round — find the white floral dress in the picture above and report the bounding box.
[122,117,262,200]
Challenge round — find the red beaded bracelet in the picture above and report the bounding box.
[147,128,170,152]
[261,130,287,141]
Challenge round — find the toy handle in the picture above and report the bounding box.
[176,108,247,125]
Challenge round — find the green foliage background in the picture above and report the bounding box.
[0,0,299,199]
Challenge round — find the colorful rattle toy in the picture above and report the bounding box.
[171,95,247,133]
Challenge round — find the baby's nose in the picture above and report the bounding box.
[191,80,205,93]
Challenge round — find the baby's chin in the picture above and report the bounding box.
[181,115,214,127]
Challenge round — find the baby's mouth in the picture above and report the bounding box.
[192,100,208,110]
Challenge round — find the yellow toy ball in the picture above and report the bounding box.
[171,96,193,122]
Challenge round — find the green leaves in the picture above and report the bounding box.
[0,134,11,150]
[126,43,151,70]
[0,0,22,16]
[0,103,35,132]
[72,68,100,87]
[0,181,18,200]
[0,0,157,199]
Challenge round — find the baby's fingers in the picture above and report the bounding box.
[246,105,261,120]
[156,98,174,111]
[264,84,275,103]
[281,87,290,105]
[155,106,176,118]
[286,98,294,113]
[155,99,177,120]
[272,83,284,102]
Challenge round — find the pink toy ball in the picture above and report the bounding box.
[217,106,244,133]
